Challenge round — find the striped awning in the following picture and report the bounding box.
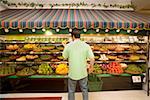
[0,9,150,29]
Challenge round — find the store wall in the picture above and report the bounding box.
[132,0,150,10]
[132,0,150,14]
[5,0,131,4]
[1,0,132,10]
[0,4,7,11]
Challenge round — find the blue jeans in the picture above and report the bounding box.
[68,77,88,100]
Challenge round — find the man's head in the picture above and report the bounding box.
[71,29,80,40]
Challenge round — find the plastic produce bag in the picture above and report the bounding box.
[88,74,103,92]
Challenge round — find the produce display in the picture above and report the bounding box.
[6,44,19,51]
[23,44,38,50]
[37,64,53,75]
[0,66,15,77]
[56,46,64,51]
[41,45,55,51]
[125,64,143,74]
[26,55,38,60]
[40,55,52,61]
[98,44,146,52]
[16,56,26,61]
[16,67,36,76]
[0,35,148,77]
[129,55,140,61]
[139,64,147,72]
[93,64,102,74]
[55,64,69,75]
[0,57,10,62]
[106,62,124,75]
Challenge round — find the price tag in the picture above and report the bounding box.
[30,51,34,54]
[14,51,17,55]
[132,76,141,83]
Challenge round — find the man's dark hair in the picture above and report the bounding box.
[71,29,80,38]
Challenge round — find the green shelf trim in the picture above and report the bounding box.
[96,74,112,77]
[8,75,68,79]
[7,73,144,79]
[29,75,68,78]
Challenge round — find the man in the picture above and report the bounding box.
[62,29,95,100]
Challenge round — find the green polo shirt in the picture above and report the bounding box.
[63,39,94,80]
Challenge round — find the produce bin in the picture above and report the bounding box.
[88,74,103,92]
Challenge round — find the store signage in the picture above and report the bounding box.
[132,76,142,83]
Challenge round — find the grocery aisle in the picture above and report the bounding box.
[1,90,150,100]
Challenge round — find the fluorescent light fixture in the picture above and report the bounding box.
[83,29,87,32]
[96,29,100,32]
[32,29,36,32]
[56,28,60,32]
[45,30,53,35]
[69,28,72,32]
[116,29,120,33]
[19,29,23,32]
[134,30,138,33]
[42,28,46,32]
[4,29,9,33]
[105,29,109,33]
[127,30,131,33]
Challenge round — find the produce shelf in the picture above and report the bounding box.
[0,60,146,64]
[7,73,144,79]
[95,60,146,63]
[1,52,61,54]
[1,41,63,44]
[95,73,136,77]
[1,51,147,54]
[94,51,147,54]
[8,75,68,79]
[0,61,68,64]
[1,41,147,44]
[87,42,147,44]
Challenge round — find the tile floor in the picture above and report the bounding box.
[0,90,150,100]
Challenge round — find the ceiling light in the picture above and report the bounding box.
[56,28,60,32]
[83,29,87,32]
[134,30,138,33]
[19,29,23,32]
[4,29,9,33]
[32,29,36,32]
[116,29,120,33]
[69,28,72,32]
[96,29,100,32]
[42,28,46,32]
[105,29,109,33]
[127,29,131,33]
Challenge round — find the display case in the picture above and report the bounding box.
[0,34,149,92]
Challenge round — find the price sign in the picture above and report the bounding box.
[132,76,142,83]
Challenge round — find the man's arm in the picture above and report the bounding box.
[87,45,95,73]
[88,58,95,74]
[62,45,69,59]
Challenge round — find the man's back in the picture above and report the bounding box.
[63,39,94,80]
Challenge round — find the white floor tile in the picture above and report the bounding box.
[0,90,150,100]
